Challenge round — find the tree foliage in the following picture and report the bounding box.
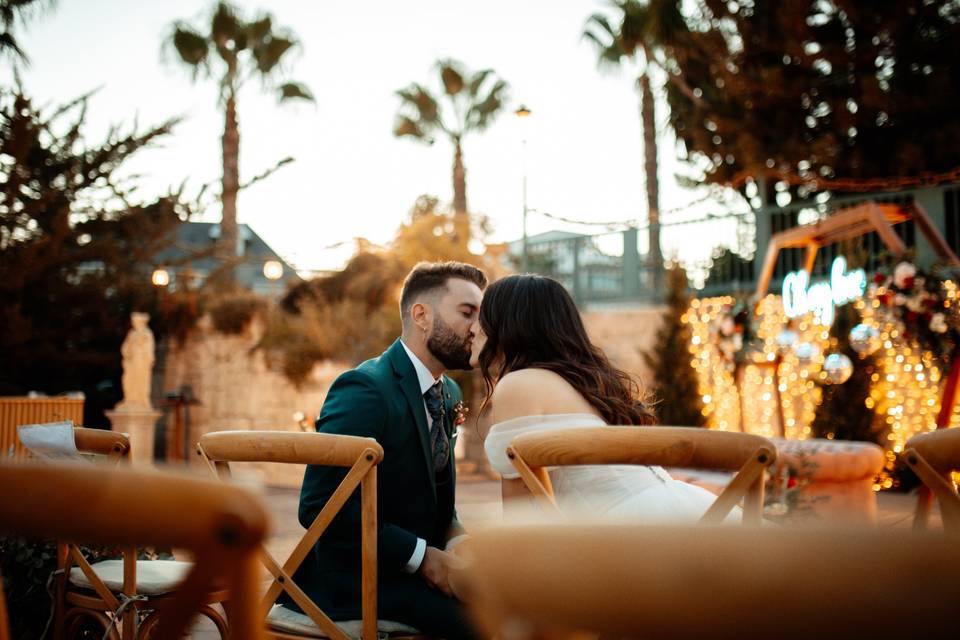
[643,264,706,426]
[0,90,191,426]
[665,1,960,191]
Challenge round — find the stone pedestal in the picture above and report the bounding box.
[106,408,161,465]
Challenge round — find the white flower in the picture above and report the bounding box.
[930,313,948,334]
[893,262,917,288]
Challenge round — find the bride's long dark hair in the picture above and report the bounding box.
[478,274,656,426]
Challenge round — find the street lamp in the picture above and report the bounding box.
[151,268,170,287]
[263,260,284,298]
[515,104,532,272]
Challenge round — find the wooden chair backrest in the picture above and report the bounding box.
[905,428,960,531]
[0,462,268,640]
[458,523,960,639]
[0,397,85,459]
[47,428,137,636]
[197,430,384,640]
[506,426,777,525]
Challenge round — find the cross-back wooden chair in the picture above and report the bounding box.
[905,428,960,532]
[0,461,268,640]
[197,430,398,640]
[506,426,777,525]
[455,522,960,640]
[22,427,230,639]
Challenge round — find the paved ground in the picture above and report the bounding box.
[188,476,937,637]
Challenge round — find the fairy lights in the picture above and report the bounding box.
[685,288,960,479]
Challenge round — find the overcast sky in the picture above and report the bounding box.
[7,0,743,272]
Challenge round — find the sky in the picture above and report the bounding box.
[6,0,744,273]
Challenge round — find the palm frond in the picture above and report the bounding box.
[278,81,313,102]
[211,1,242,45]
[254,35,295,73]
[466,79,509,132]
[246,15,272,43]
[393,115,431,143]
[438,60,465,96]
[467,69,493,97]
[583,12,626,67]
[171,26,209,67]
[395,83,441,125]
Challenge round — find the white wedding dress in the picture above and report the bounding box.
[484,413,739,523]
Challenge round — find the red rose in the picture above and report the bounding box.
[874,273,886,284]
[903,276,915,289]
[787,477,798,489]
[925,298,938,310]
[879,292,892,306]
[906,311,918,323]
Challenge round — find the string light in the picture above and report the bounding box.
[685,289,959,483]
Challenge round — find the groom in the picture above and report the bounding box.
[293,261,486,639]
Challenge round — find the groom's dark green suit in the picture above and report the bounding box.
[288,339,475,638]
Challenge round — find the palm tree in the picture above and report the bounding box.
[393,59,509,241]
[166,2,312,280]
[584,0,695,295]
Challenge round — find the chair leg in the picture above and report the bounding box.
[198,604,229,639]
[63,609,120,640]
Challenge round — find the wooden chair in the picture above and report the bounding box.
[0,461,268,640]
[457,522,960,639]
[24,427,228,639]
[0,396,85,458]
[506,426,777,525]
[197,430,410,640]
[905,428,960,532]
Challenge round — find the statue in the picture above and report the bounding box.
[117,312,155,410]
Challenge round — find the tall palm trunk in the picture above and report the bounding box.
[219,88,240,280]
[639,70,663,295]
[451,137,469,243]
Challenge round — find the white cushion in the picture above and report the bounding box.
[69,559,191,596]
[267,604,419,638]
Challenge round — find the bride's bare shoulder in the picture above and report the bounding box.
[490,369,575,422]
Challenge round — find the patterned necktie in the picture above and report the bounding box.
[423,381,449,473]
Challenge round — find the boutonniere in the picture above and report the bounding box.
[453,400,469,427]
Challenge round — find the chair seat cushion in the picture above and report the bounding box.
[69,559,191,596]
[267,604,419,638]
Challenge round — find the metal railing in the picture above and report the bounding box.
[518,183,960,306]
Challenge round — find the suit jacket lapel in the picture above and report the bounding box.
[387,340,436,497]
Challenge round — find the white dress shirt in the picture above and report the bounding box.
[397,341,467,572]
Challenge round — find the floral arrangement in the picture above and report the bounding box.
[452,400,469,427]
[870,260,960,362]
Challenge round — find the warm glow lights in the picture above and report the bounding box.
[151,268,170,287]
[263,260,284,281]
[685,288,960,480]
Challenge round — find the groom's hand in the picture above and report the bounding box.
[418,546,454,596]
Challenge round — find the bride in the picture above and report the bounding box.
[471,274,736,522]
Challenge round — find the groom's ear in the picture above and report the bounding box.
[410,300,432,333]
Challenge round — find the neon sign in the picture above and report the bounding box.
[782,256,866,325]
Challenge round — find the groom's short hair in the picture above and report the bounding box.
[400,261,487,321]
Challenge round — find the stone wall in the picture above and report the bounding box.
[161,314,348,485]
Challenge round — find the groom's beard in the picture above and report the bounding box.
[427,317,473,370]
